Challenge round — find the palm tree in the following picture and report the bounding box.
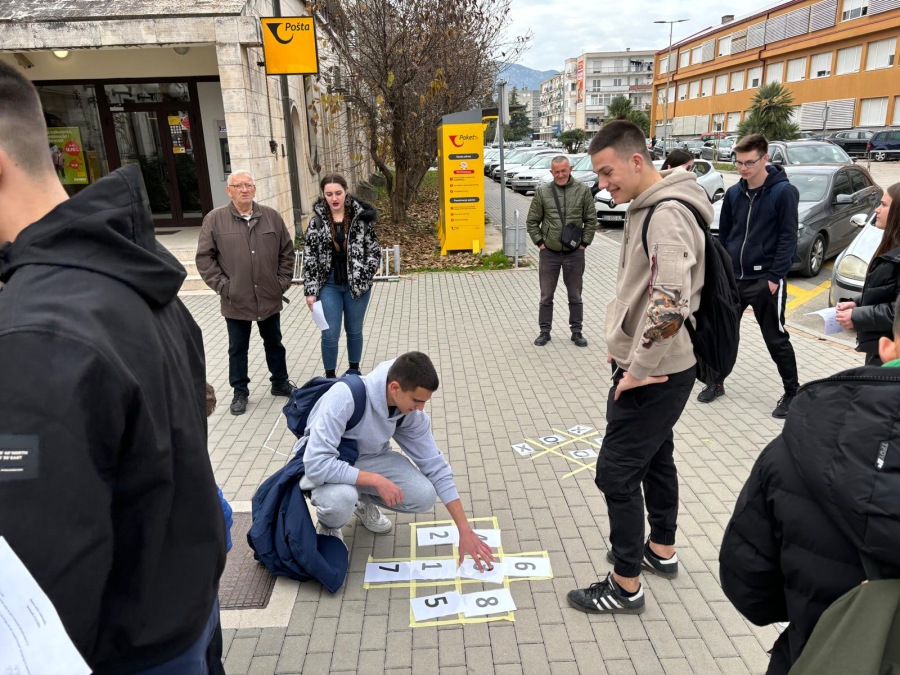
[737,82,800,141]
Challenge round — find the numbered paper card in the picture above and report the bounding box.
[462,589,516,617]
[410,559,458,581]
[472,529,501,548]
[458,558,506,584]
[416,526,458,546]
[364,561,411,584]
[502,556,553,578]
[410,591,464,621]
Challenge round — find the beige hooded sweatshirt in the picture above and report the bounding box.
[605,169,714,380]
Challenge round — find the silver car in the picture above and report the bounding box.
[829,212,879,306]
[511,154,582,194]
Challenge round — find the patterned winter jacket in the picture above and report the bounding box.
[302,196,380,299]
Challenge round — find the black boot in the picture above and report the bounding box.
[534,331,551,346]
[571,332,588,347]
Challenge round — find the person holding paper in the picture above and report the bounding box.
[196,169,295,415]
[302,174,381,378]
[836,183,900,365]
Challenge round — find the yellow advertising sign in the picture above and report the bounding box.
[436,122,484,255]
[48,127,89,185]
[260,17,319,75]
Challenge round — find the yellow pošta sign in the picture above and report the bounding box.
[47,127,89,185]
[436,122,484,255]
[260,17,319,75]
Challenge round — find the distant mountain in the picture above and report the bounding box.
[497,63,558,92]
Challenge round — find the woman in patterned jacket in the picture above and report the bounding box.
[303,174,381,377]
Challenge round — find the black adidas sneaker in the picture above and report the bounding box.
[606,540,679,580]
[567,572,645,615]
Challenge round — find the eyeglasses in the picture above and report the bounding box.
[228,182,256,190]
[733,156,765,168]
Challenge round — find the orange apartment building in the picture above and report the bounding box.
[651,0,900,138]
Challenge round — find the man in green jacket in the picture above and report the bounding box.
[526,156,598,347]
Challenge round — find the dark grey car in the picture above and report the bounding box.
[710,164,882,277]
[825,130,875,157]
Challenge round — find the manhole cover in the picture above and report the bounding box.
[219,513,276,610]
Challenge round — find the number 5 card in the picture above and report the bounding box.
[410,591,464,621]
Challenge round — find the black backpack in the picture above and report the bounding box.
[641,199,741,386]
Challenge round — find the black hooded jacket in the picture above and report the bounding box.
[719,366,900,674]
[718,165,799,283]
[0,166,225,673]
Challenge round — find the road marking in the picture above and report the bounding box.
[785,278,831,312]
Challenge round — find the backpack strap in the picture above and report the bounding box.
[641,198,707,258]
[343,375,368,431]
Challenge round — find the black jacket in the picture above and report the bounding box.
[720,366,900,674]
[718,165,799,283]
[850,246,900,358]
[0,167,225,673]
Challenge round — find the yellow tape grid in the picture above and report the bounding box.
[362,517,553,628]
[523,428,602,479]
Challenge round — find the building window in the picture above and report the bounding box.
[677,83,687,100]
[747,66,762,88]
[866,37,896,70]
[701,78,713,97]
[715,74,729,94]
[859,97,888,125]
[659,56,669,75]
[689,81,700,99]
[811,52,832,78]
[726,111,741,132]
[691,46,703,64]
[730,70,745,91]
[613,78,623,87]
[718,36,732,57]
[836,45,862,74]
[894,97,900,125]
[713,112,725,131]
[680,50,690,68]
[787,57,807,82]
[766,62,784,84]
[841,0,868,20]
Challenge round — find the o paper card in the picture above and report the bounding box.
[411,591,463,621]
[462,589,516,617]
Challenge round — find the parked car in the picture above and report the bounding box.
[710,164,883,277]
[485,148,547,177]
[768,140,852,165]
[650,138,682,160]
[510,154,581,194]
[494,149,557,181]
[867,129,900,162]
[825,130,875,157]
[829,211,880,306]
[680,139,705,158]
[700,136,737,162]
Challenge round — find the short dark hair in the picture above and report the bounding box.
[0,61,54,176]
[387,352,439,392]
[661,149,693,170]
[588,120,651,162]
[734,133,768,155]
[319,173,349,193]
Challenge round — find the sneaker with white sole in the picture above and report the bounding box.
[567,572,645,615]
[315,522,345,544]
[355,502,393,533]
[606,540,679,579]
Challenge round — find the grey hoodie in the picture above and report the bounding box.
[297,360,459,504]
[605,168,713,380]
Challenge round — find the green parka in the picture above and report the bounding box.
[525,178,598,252]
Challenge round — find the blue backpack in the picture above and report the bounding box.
[283,375,368,439]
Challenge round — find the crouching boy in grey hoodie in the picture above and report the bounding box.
[297,351,494,569]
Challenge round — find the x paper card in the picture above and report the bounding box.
[417,526,458,546]
[462,589,516,617]
[458,558,506,584]
[411,591,464,621]
[502,556,553,578]
[364,561,411,584]
[512,442,536,456]
[568,448,598,460]
[410,559,457,581]
[568,425,593,435]
[472,529,501,548]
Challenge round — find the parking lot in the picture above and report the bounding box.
[488,158,900,350]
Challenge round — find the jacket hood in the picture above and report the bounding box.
[629,169,715,224]
[363,359,394,419]
[0,165,185,306]
[784,366,900,574]
[738,164,790,193]
[313,195,377,224]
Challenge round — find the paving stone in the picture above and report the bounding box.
[274,636,308,674]
[519,643,551,675]
[254,627,286,656]
[224,637,258,675]
[247,655,279,675]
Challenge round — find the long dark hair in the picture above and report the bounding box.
[873,183,900,260]
[661,149,693,170]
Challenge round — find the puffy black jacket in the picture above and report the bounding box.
[850,247,900,359]
[718,165,799,283]
[720,366,900,674]
[0,166,225,673]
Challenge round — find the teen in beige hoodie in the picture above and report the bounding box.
[567,121,713,619]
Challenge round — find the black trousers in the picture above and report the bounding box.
[724,278,799,394]
[538,247,585,333]
[595,363,696,578]
[225,313,289,396]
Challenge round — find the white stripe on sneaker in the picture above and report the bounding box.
[648,553,678,566]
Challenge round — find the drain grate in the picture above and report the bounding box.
[219,513,276,610]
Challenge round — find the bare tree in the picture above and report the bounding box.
[311,0,526,223]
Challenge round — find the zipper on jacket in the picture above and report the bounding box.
[797,372,900,396]
[738,191,756,280]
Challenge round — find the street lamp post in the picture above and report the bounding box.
[654,19,688,148]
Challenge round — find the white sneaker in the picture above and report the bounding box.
[355,501,393,533]
[315,522,345,543]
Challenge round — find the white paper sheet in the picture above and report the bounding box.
[568,448,598,459]
[568,424,593,435]
[410,559,458,581]
[511,442,537,456]
[311,300,329,331]
[416,526,458,546]
[461,589,516,617]
[0,537,91,675]
[410,591,463,621]
[458,559,506,584]
[364,560,411,583]
[807,307,843,335]
[502,556,553,578]
[472,529,501,548]
[538,434,564,446]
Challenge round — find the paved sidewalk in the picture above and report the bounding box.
[188,182,862,674]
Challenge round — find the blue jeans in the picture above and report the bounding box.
[319,271,371,371]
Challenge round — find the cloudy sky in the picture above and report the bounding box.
[506,0,781,70]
